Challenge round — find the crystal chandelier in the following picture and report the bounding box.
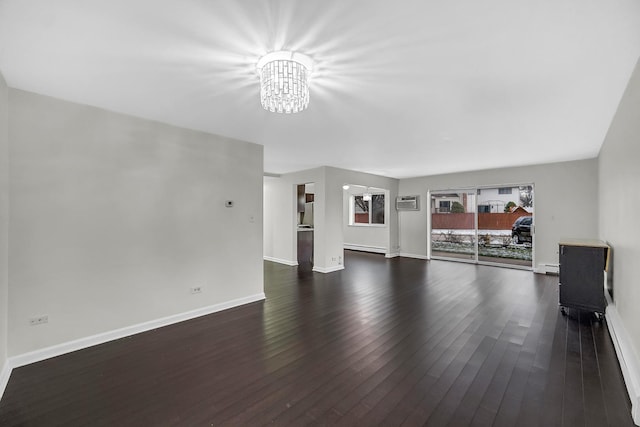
[257,51,313,114]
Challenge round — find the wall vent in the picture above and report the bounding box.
[396,195,419,211]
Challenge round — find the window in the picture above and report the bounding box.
[478,205,490,213]
[439,200,450,213]
[352,194,385,225]
[498,187,512,194]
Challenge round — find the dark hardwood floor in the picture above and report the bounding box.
[0,251,634,426]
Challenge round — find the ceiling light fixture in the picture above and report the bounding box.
[257,51,313,114]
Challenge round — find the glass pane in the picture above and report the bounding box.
[477,185,533,267]
[431,191,476,261]
[353,195,369,224]
[371,194,385,224]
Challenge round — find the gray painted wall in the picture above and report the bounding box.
[263,176,297,264]
[263,166,399,269]
[342,186,389,252]
[398,159,599,269]
[599,58,640,366]
[8,89,264,356]
[327,167,399,257]
[0,72,8,372]
[263,167,326,268]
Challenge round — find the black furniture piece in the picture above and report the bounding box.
[558,239,610,318]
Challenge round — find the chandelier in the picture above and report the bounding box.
[257,51,313,114]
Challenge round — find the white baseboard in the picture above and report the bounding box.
[385,252,400,258]
[263,256,298,266]
[344,244,386,254]
[7,293,266,371]
[533,263,559,275]
[0,360,10,401]
[605,294,640,425]
[399,252,429,260]
[313,265,344,273]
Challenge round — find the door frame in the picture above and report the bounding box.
[428,183,535,270]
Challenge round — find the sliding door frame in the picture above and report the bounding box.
[428,183,535,271]
[428,188,479,264]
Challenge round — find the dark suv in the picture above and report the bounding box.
[511,216,532,244]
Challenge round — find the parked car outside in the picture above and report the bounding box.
[511,216,532,244]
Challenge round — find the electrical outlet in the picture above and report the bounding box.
[190,286,203,294]
[29,315,48,326]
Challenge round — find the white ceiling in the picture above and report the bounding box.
[1,0,639,179]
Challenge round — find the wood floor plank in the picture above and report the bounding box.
[468,340,522,425]
[514,279,564,427]
[0,251,634,426]
[292,291,479,425]
[592,315,636,427]
[563,309,587,426]
[491,277,551,427]
[580,314,609,427]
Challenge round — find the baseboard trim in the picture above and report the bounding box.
[8,293,266,371]
[0,360,11,401]
[533,263,560,275]
[605,294,640,425]
[313,265,344,273]
[344,244,386,254]
[399,252,429,260]
[385,252,400,258]
[263,256,298,266]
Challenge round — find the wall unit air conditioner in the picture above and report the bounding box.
[396,195,419,211]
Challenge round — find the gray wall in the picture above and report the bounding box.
[342,186,389,253]
[263,176,297,264]
[398,159,599,269]
[0,72,8,372]
[8,89,264,356]
[263,168,325,267]
[263,166,399,269]
[328,167,399,257]
[599,58,640,365]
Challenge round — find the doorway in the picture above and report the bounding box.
[296,183,314,268]
[430,185,534,269]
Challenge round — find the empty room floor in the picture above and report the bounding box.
[0,251,634,426]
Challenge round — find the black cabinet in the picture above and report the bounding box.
[558,240,610,316]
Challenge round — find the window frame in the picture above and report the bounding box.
[350,193,386,227]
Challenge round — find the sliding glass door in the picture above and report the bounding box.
[477,185,533,267]
[430,190,477,261]
[430,185,534,269]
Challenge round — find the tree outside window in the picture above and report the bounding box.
[519,186,533,207]
[353,194,385,225]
